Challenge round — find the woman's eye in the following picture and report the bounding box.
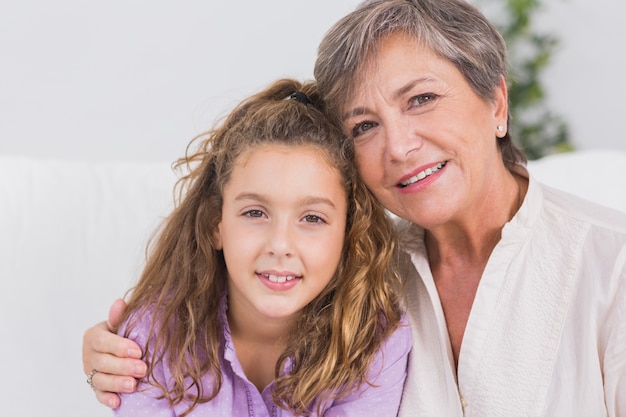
[410,93,437,107]
[303,214,325,224]
[351,121,378,138]
[244,209,265,218]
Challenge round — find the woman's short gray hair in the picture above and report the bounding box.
[314,0,526,167]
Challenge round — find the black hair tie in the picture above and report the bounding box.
[289,91,311,105]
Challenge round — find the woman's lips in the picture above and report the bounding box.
[398,161,447,188]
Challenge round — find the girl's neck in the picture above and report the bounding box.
[226,299,295,392]
[227,307,293,345]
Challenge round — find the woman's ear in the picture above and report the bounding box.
[493,74,509,127]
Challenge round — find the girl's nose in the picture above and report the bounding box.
[266,220,294,257]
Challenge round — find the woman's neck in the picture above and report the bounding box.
[424,167,528,368]
[426,168,527,268]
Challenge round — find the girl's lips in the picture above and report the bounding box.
[397,161,447,188]
[257,272,302,291]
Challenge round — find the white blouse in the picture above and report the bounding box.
[397,170,626,417]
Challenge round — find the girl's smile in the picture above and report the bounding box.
[257,271,301,291]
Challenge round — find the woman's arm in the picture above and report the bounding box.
[82,299,147,408]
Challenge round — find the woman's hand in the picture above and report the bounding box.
[82,299,147,408]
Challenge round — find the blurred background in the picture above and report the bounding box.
[1,0,625,165]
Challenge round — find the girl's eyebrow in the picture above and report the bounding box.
[301,196,337,209]
[234,192,268,203]
[234,193,337,209]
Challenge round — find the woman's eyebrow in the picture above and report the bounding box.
[341,77,437,120]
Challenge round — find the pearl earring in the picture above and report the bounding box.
[497,125,504,133]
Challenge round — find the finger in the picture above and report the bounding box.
[82,324,145,377]
[82,321,106,375]
[92,371,138,394]
[86,318,143,359]
[107,298,128,330]
[104,299,142,359]
[95,390,122,409]
[91,351,147,379]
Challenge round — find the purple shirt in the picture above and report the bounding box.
[114,298,410,417]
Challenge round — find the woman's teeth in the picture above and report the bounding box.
[400,162,446,187]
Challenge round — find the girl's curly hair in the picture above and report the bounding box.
[117,78,403,416]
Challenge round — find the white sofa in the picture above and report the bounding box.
[1,149,625,417]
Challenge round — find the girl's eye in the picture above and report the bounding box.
[244,209,265,218]
[410,93,437,107]
[351,121,378,138]
[303,214,325,224]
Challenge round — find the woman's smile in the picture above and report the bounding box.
[398,161,448,188]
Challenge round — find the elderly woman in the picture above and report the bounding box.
[83,0,625,415]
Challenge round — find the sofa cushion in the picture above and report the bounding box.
[0,155,175,416]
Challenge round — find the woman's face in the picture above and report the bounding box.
[341,33,508,229]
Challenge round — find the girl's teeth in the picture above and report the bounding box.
[267,274,295,283]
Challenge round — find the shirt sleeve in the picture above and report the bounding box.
[114,383,176,417]
[604,254,626,417]
[113,311,177,417]
[323,315,412,417]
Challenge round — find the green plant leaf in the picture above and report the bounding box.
[475,0,573,159]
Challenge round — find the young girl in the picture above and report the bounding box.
[112,79,410,416]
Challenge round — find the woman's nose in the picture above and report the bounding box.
[384,117,423,162]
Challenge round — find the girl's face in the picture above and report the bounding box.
[216,143,347,325]
[341,33,508,230]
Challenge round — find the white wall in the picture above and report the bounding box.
[0,1,361,163]
[1,0,624,163]
[3,0,624,164]
[2,1,624,164]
